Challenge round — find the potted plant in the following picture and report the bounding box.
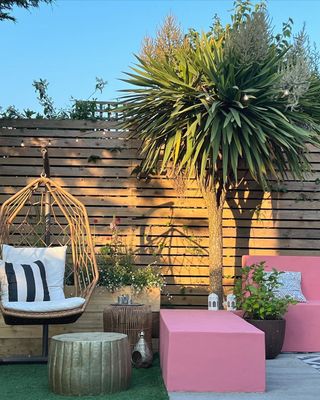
[234,262,297,359]
[97,217,164,308]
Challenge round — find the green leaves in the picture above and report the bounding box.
[120,17,320,190]
[234,262,297,320]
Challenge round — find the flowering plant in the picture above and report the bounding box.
[98,217,165,292]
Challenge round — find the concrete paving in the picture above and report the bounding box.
[169,354,320,400]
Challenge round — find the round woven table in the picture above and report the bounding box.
[103,304,153,351]
[48,332,131,396]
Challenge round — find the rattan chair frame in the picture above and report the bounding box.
[0,176,99,324]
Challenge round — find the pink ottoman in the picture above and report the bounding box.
[160,310,265,392]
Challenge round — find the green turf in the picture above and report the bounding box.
[0,355,169,400]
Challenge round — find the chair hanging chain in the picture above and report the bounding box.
[41,147,51,178]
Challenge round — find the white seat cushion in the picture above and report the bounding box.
[2,297,85,312]
[2,245,67,300]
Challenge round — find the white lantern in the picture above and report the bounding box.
[226,294,236,311]
[208,293,219,310]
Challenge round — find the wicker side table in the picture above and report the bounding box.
[103,304,152,351]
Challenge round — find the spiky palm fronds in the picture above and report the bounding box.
[120,32,320,191]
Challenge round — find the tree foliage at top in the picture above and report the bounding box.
[121,0,320,197]
[0,0,52,22]
[140,14,187,63]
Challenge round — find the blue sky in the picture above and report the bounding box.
[1,0,320,112]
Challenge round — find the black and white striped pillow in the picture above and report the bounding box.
[0,260,50,302]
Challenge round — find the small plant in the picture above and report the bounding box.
[98,217,164,292]
[70,100,97,120]
[1,77,107,120]
[234,262,297,320]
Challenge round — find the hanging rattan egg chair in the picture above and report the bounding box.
[0,148,99,363]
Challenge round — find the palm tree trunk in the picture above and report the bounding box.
[202,188,226,305]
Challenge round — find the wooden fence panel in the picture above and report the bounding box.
[1,119,320,308]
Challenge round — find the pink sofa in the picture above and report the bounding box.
[243,255,320,352]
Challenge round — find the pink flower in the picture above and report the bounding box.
[110,216,121,230]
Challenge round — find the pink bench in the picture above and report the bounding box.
[243,255,320,352]
[160,310,265,392]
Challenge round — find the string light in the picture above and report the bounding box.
[11,129,107,150]
[243,94,249,102]
[284,89,290,96]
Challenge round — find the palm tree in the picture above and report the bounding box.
[120,1,320,301]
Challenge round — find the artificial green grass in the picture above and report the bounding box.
[0,355,169,400]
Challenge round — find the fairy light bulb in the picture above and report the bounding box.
[284,89,290,96]
[20,140,25,147]
[243,94,249,102]
[76,137,79,143]
[205,95,210,101]
[48,139,52,146]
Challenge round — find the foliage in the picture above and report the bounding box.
[69,100,97,120]
[69,77,108,119]
[120,0,320,296]
[120,0,320,193]
[277,25,316,110]
[0,77,107,120]
[0,0,52,22]
[225,2,270,65]
[140,14,186,63]
[0,105,41,119]
[98,217,164,292]
[32,79,61,119]
[234,262,297,320]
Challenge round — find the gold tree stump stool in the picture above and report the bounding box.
[48,332,131,396]
[103,304,153,351]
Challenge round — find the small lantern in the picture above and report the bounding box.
[208,293,219,310]
[132,331,153,368]
[226,294,236,311]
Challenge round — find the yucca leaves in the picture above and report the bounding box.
[120,33,320,191]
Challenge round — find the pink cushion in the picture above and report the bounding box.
[242,255,320,300]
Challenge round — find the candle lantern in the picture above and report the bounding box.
[208,293,219,310]
[226,294,236,311]
[132,331,153,368]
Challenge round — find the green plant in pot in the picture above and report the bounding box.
[98,217,165,293]
[234,262,297,359]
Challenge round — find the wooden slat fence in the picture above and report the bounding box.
[1,118,320,307]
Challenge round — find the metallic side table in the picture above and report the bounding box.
[48,332,131,396]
